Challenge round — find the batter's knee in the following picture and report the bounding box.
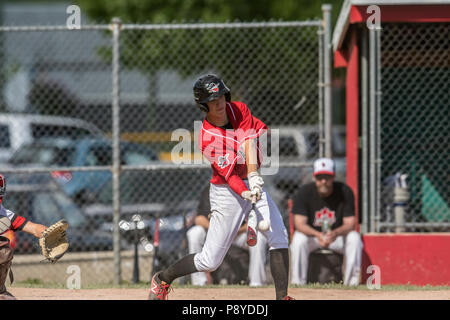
[194,251,225,272]
[266,226,289,250]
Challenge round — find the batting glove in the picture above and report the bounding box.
[241,189,261,202]
[248,171,264,191]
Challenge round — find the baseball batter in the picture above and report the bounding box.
[148,74,293,300]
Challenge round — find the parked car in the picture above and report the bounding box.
[0,113,105,163]
[84,168,212,269]
[263,125,346,201]
[298,124,346,180]
[2,173,116,253]
[7,138,160,206]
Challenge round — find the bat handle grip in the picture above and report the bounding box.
[251,195,257,205]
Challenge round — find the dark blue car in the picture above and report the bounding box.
[3,173,115,253]
[8,138,159,206]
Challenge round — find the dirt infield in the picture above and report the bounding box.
[7,287,450,300]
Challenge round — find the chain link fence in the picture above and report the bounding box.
[0,18,329,286]
[375,22,449,232]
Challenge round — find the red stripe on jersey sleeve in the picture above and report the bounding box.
[227,174,249,196]
[11,215,27,231]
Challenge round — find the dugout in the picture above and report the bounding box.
[333,0,450,285]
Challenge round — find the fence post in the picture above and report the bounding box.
[111,17,122,285]
[317,21,325,158]
[360,28,369,234]
[369,27,377,233]
[375,25,382,233]
[322,4,333,159]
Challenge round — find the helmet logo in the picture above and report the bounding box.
[206,82,220,93]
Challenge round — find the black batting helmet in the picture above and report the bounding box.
[193,74,231,112]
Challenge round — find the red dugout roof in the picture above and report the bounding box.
[333,0,450,53]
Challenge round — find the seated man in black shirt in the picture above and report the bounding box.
[290,158,363,286]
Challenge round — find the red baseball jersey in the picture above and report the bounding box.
[199,101,267,193]
[0,204,27,234]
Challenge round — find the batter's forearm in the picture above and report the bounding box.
[227,174,249,195]
[244,138,258,174]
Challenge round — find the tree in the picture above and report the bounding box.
[76,0,343,24]
[76,0,343,128]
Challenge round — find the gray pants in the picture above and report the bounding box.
[290,230,363,286]
[0,236,14,298]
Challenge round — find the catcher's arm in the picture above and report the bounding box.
[21,221,47,238]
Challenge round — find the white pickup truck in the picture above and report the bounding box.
[0,114,104,163]
[262,125,346,201]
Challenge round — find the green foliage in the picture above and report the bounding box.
[21,278,44,285]
[75,0,344,127]
[76,0,344,23]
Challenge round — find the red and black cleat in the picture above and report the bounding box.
[247,226,257,247]
[148,271,172,300]
[282,296,296,300]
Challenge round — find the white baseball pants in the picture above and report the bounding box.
[193,183,289,283]
[187,224,268,286]
[290,230,363,286]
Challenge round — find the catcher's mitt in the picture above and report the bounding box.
[39,220,69,263]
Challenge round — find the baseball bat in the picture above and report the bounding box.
[288,198,294,242]
[247,196,258,247]
[151,217,160,276]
